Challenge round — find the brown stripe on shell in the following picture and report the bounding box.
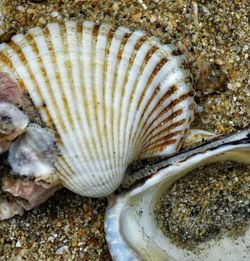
[143,84,178,124]
[172,48,183,56]
[138,91,193,141]
[117,33,151,169]
[141,130,182,152]
[79,23,99,153]
[111,27,135,178]
[119,33,149,112]
[76,23,83,33]
[126,46,169,132]
[91,22,110,179]
[0,51,13,70]
[102,24,116,172]
[107,27,116,41]
[189,102,196,111]
[122,38,161,161]
[124,34,148,72]
[134,84,178,144]
[118,33,133,97]
[150,56,168,79]
[61,23,81,128]
[139,118,186,151]
[135,88,192,155]
[141,138,177,155]
[136,55,170,113]
[117,32,133,60]
[156,90,194,120]
[144,45,159,62]
[134,35,148,50]
[6,38,56,129]
[8,41,28,66]
[141,110,185,145]
[75,23,100,168]
[92,24,100,39]
[26,29,67,135]
[41,26,70,132]
[136,50,168,111]
[117,32,147,170]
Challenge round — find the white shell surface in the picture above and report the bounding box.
[0,21,195,197]
[105,127,250,261]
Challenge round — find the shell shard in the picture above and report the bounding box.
[0,102,29,138]
[0,21,195,197]
[0,102,29,153]
[1,176,61,211]
[8,124,57,181]
[105,126,250,261]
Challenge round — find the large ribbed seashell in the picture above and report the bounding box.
[105,126,250,261]
[0,21,195,197]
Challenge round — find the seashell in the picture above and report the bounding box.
[1,176,61,212]
[0,21,195,197]
[105,126,250,261]
[8,123,58,183]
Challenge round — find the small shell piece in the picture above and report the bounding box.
[0,21,195,197]
[0,102,29,153]
[105,126,250,261]
[1,176,61,211]
[8,124,58,184]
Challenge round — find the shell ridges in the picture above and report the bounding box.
[0,21,195,197]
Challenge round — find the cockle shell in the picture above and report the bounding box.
[105,126,250,261]
[0,21,195,197]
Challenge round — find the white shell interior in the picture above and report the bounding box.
[105,130,250,261]
[0,21,195,197]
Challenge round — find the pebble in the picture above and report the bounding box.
[55,245,70,255]
[132,12,142,22]
[15,241,21,248]
[16,6,25,12]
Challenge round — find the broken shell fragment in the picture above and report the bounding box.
[0,102,29,153]
[182,128,217,148]
[105,126,250,261]
[0,21,195,197]
[1,176,61,211]
[8,124,58,185]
